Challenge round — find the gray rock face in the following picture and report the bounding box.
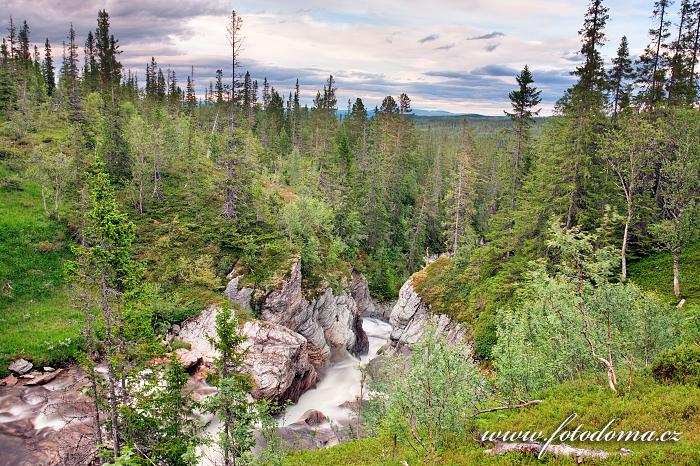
[172,306,317,403]
[8,359,33,375]
[351,269,392,319]
[224,276,254,312]
[388,276,467,349]
[258,262,330,366]
[231,261,368,365]
[241,320,317,403]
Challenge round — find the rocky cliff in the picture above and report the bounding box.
[176,261,371,403]
[388,274,467,350]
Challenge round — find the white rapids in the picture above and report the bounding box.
[280,317,391,426]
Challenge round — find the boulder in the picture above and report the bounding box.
[8,359,33,375]
[174,306,318,403]
[224,275,254,312]
[297,409,327,426]
[241,320,318,403]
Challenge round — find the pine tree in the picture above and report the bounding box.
[186,67,196,113]
[205,305,259,466]
[636,0,672,108]
[215,69,224,103]
[607,36,634,119]
[668,0,700,104]
[66,161,142,459]
[18,20,31,64]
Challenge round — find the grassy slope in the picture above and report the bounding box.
[627,241,700,308]
[283,374,700,465]
[0,161,80,376]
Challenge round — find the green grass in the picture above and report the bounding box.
[628,241,700,307]
[0,161,80,376]
[283,374,700,465]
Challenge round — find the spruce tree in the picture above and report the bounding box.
[42,38,55,96]
[505,65,541,209]
[636,0,672,108]
[607,36,634,119]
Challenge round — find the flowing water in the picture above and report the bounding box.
[280,317,392,426]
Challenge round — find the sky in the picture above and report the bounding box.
[1,1,662,115]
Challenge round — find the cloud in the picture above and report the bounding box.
[418,33,439,43]
[466,31,505,41]
[434,43,455,51]
[484,43,500,52]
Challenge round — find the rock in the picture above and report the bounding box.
[0,374,18,386]
[313,289,368,357]
[8,359,33,375]
[25,368,63,386]
[176,306,318,403]
[297,409,327,426]
[260,261,331,366]
[241,320,318,403]
[176,305,219,365]
[42,367,55,372]
[388,275,468,350]
[175,348,201,370]
[171,324,181,334]
[350,269,376,317]
[277,423,339,450]
[224,275,254,311]
[19,374,35,379]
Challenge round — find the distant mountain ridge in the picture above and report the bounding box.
[337,108,508,119]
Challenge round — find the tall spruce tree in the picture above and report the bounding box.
[42,38,55,97]
[607,36,635,119]
[504,65,541,210]
[636,0,672,108]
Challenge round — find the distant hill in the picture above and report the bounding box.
[337,108,508,120]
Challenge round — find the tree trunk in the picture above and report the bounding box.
[621,205,631,282]
[673,252,681,298]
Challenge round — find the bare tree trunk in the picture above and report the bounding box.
[673,253,681,298]
[101,276,120,458]
[621,204,631,282]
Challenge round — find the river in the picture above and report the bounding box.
[280,317,392,426]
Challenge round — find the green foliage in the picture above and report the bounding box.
[365,327,486,459]
[286,373,700,465]
[120,356,202,465]
[493,221,676,397]
[652,344,700,387]
[205,304,261,465]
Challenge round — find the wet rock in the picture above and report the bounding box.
[25,368,63,386]
[0,374,17,386]
[297,409,327,426]
[43,367,55,372]
[8,358,33,375]
[277,423,339,450]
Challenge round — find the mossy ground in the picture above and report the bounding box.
[283,373,700,465]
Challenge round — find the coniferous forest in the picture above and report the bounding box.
[0,1,700,465]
